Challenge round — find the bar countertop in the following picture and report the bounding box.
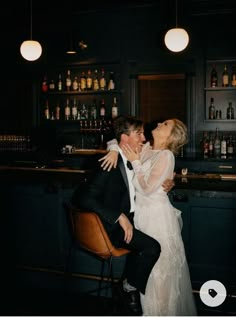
[0,164,236,192]
[0,165,89,174]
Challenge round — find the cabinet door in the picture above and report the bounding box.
[188,193,236,290]
[190,206,235,286]
[138,74,186,124]
[12,185,67,268]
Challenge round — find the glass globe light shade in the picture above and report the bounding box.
[20,40,42,61]
[164,28,189,52]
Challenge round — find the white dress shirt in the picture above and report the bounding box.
[119,148,136,213]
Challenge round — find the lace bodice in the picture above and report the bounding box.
[132,143,175,195]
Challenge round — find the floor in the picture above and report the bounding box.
[1,287,236,316]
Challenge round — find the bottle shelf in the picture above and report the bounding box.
[204,119,236,123]
[44,89,120,96]
[205,59,236,124]
[39,62,121,150]
[204,87,236,91]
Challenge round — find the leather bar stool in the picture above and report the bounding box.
[63,203,130,303]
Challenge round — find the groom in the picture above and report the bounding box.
[71,116,174,315]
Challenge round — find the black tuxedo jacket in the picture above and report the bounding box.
[71,154,161,294]
[71,154,132,236]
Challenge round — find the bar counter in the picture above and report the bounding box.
[0,153,235,300]
[1,163,236,191]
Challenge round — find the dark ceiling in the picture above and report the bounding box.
[2,0,234,35]
[4,0,236,23]
[1,0,236,60]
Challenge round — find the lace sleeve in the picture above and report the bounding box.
[132,149,175,194]
[107,138,119,151]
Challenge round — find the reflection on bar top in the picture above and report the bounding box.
[176,173,236,180]
[0,166,90,173]
[72,149,107,155]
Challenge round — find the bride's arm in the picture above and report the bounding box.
[99,139,150,171]
[98,139,119,171]
[122,146,174,194]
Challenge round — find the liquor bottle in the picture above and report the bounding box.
[65,99,71,120]
[77,100,81,120]
[99,68,106,91]
[49,79,55,91]
[111,97,118,119]
[72,76,79,91]
[227,102,234,119]
[80,104,88,120]
[58,74,63,91]
[50,111,55,120]
[208,134,214,157]
[90,99,97,120]
[231,65,236,87]
[214,128,221,158]
[66,70,72,91]
[220,135,227,159]
[208,97,215,119]
[80,71,87,91]
[42,75,48,93]
[210,64,218,88]
[44,100,50,119]
[222,64,229,87]
[93,69,100,91]
[86,69,93,90]
[55,103,60,120]
[99,99,106,118]
[72,99,78,120]
[219,110,222,119]
[202,131,209,158]
[227,135,234,157]
[108,72,115,90]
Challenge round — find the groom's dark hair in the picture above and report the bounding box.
[113,116,143,142]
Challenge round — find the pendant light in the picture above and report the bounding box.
[20,0,42,61]
[164,0,189,52]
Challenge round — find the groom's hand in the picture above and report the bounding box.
[162,173,176,192]
[118,213,133,244]
[98,150,118,171]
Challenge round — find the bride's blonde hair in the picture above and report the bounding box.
[166,118,188,155]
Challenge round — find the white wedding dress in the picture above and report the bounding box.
[131,143,197,316]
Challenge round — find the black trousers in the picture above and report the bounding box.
[111,213,161,295]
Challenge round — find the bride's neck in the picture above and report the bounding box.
[152,139,167,150]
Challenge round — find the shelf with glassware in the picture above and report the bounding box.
[205,59,236,122]
[40,94,118,150]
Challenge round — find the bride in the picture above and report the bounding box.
[101,118,197,316]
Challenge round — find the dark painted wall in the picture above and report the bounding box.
[1,1,236,153]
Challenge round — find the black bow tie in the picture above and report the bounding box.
[126,161,133,170]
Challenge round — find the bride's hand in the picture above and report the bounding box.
[121,144,139,162]
[98,150,118,171]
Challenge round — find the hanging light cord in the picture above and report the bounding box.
[30,0,33,39]
[175,0,178,28]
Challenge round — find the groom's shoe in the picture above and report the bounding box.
[118,285,143,315]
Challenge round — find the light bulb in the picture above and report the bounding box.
[20,40,42,61]
[164,28,189,52]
